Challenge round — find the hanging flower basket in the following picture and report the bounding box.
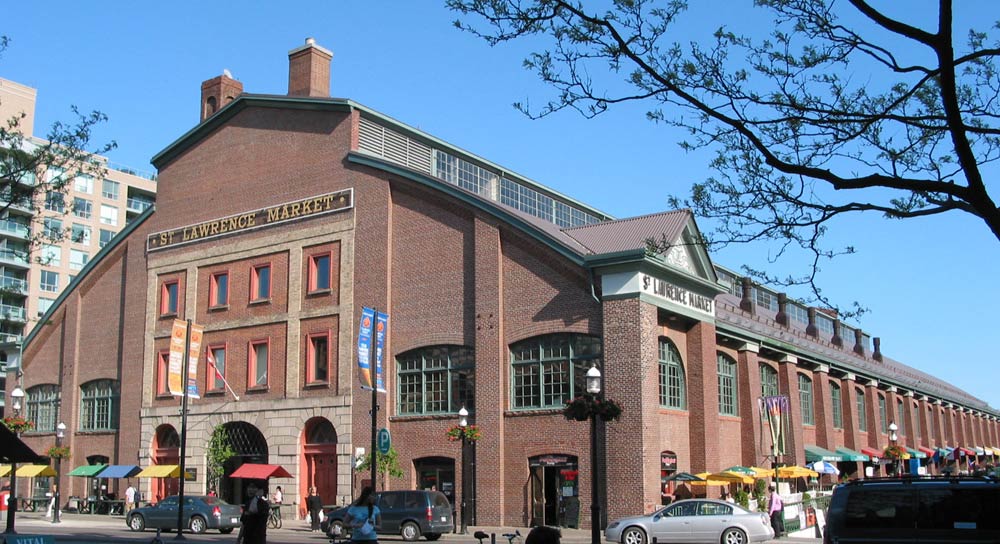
[446,424,481,442]
[2,416,34,434]
[563,394,623,422]
[47,445,71,459]
[883,445,907,459]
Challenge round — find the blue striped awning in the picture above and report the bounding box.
[96,464,142,478]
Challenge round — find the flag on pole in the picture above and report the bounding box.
[207,349,240,401]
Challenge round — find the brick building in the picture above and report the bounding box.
[11,39,1000,528]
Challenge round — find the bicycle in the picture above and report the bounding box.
[474,529,521,544]
[267,504,282,529]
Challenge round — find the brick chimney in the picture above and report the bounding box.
[200,70,243,122]
[288,37,333,97]
[739,277,755,315]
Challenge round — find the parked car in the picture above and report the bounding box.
[125,495,242,534]
[823,476,1000,543]
[322,490,453,541]
[605,498,774,544]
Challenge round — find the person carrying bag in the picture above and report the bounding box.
[345,487,380,544]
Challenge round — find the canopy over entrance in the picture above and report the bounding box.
[230,463,292,479]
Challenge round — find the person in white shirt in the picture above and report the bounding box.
[125,484,137,512]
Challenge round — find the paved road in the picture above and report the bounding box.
[3,511,820,544]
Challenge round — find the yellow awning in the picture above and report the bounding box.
[17,465,56,477]
[0,466,11,477]
[136,465,191,478]
[776,466,819,479]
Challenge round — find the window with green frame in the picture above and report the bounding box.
[26,384,59,432]
[799,374,814,425]
[658,338,685,409]
[717,353,738,416]
[879,395,888,433]
[760,364,779,397]
[510,334,602,409]
[830,382,843,429]
[397,346,475,415]
[80,379,119,431]
[856,388,867,432]
[897,399,906,435]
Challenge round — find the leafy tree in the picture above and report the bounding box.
[449,0,1000,316]
[206,426,236,495]
[356,446,404,491]
[1,35,116,265]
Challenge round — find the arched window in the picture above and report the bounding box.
[830,382,842,429]
[717,353,738,416]
[798,374,813,425]
[510,334,602,409]
[658,338,685,409]
[896,399,906,435]
[26,384,59,432]
[206,96,218,116]
[80,379,119,431]
[760,364,779,397]
[397,346,475,415]
[856,388,867,432]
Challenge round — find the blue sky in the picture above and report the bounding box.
[4,2,998,411]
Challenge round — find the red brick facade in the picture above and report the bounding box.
[13,40,1000,531]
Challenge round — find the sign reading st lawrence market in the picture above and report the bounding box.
[147,189,353,251]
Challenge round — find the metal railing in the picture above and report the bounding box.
[0,303,27,321]
[107,162,158,182]
[0,219,30,238]
[126,198,154,213]
[0,249,30,266]
[0,276,28,293]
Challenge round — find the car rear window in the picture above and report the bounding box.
[917,488,999,530]
[433,493,449,508]
[844,489,915,529]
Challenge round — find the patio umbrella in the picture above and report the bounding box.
[724,466,756,475]
[705,471,755,484]
[808,461,840,475]
[690,473,731,486]
[664,472,705,482]
[776,465,819,479]
[748,466,775,478]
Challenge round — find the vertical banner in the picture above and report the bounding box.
[357,307,376,389]
[168,320,187,396]
[374,311,388,393]
[187,323,203,399]
[759,395,790,456]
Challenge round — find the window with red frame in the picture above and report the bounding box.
[156,350,170,396]
[160,280,179,315]
[251,264,271,302]
[308,253,332,292]
[210,272,229,307]
[249,340,269,389]
[306,332,330,384]
[207,345,227,392]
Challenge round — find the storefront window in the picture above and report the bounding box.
[510,335,601,410]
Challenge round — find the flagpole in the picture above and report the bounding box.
[208,355,240,401]
[175,319,192,540]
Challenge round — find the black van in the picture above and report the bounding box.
[824,476,1000,543]
[323,490,453,541]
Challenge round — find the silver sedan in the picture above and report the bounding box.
[605,499,774,544]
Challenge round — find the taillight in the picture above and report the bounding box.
[426,506,433,522]
[213,506,222,518]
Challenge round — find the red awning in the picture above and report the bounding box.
[230,463,292,479]
[957,447,976,456]
[860,447,882,458]
[917,446,936,457]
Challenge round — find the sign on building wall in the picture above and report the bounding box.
[602,271,715,318]
[147,189,353,251]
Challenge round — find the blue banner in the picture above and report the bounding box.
[357,307,375,389]
[374,312,388,393]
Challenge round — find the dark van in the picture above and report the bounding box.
[824,476,1000,543]
[323,490,453,541]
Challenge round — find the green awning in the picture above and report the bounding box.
[835,446,870,462]
[905,447,926,459]
[68,464,107,477]
[804,445,843,462]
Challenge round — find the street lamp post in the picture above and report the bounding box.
[888,422,899,476]
[586,365,603,544]
[5,385,26,534]
[52,421,66,524]
[457,406,469,534]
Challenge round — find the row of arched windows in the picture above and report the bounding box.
[23,379,120,432]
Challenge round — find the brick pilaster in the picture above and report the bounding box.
[686,320,719,472]
[813,366,834,450]
[842,375,859,450]
[778,356,804,466]
[736,343,763,465]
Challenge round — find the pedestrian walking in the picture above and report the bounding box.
[345,486,380,544]
[768,483,784,538]
[239,483,269,544]
[125,484,136,513]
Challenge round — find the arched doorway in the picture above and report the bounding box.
[302,418,337,512]
[218,421,269,505]
[150,425,180,502]
[528,454,579,528]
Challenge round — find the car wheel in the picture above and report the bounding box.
[127,514,145,532]
[621,526,646,544]
[189,515,208,534]
[721,527,747,544]
[220,528,235,534]
[425,533,442,541]
[401,521,421,541]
